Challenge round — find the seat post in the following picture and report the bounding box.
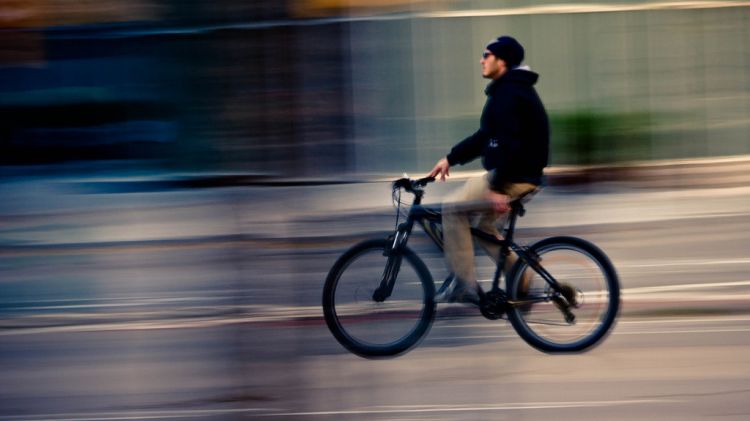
[504,203,523,245]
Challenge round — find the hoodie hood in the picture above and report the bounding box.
[485,68,539,95]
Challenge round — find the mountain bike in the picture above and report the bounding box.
[322,176,620,358]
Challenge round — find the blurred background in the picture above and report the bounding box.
[2,1,750,420]
[2,0,748,175]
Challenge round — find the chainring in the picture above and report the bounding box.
[480,290,509,320]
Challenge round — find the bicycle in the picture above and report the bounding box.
[322,176,620,358]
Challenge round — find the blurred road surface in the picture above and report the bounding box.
[1,314,750,420]
[1,162,750,419]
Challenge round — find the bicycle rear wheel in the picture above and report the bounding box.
[323,239,435,358]
[506,236,620,352]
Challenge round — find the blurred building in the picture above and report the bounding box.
[1,1,749,176]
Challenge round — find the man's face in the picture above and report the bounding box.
[481,50,507,80]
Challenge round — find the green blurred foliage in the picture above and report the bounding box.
[550,110,654,166]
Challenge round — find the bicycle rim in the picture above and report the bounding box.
[324,240,434,357]
[508,238,619,352]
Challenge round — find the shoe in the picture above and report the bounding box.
[450,287,481,305]
[435,277,480,305]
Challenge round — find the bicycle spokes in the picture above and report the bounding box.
[506,237,619,352]
[323,239,435,357]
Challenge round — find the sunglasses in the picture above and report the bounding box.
[482,51,494,59]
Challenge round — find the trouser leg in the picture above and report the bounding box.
[475,210,505,269]
[442,175,489,290]
[476,181,538,282]
[447,178,537,287]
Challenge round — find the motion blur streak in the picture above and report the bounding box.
[1,1,750,420]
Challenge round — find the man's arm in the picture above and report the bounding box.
[427,129,488,181]
[446,129,488,166]
[428,157,451,181]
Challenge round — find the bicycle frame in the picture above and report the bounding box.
[379,187,566,305]
[324,179,620,355]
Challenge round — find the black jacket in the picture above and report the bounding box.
[446,69,549,190]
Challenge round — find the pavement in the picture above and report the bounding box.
[1,154,749,333]
[2,157,750,420]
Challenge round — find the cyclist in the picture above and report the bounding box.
[428,35,550,304]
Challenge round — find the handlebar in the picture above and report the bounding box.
[392,176,435,194]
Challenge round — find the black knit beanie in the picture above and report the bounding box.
[486,36,524,68]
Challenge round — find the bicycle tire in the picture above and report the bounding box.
[506,236,620,353]
[323,238,436,358]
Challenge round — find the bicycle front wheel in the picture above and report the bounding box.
[322,239,435,358]
[506,236,620,353]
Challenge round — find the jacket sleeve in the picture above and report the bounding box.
[446,129,488,166]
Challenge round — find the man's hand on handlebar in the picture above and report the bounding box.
[428,157,451,181]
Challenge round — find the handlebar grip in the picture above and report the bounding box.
[392,178,411,190]
[393,176,435,193]
[417,176,435,185]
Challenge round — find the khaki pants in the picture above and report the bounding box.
[442,173,536,290]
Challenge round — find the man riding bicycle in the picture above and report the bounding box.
[428,36,550,304]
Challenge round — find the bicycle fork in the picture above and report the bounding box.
[372,227,409,302]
